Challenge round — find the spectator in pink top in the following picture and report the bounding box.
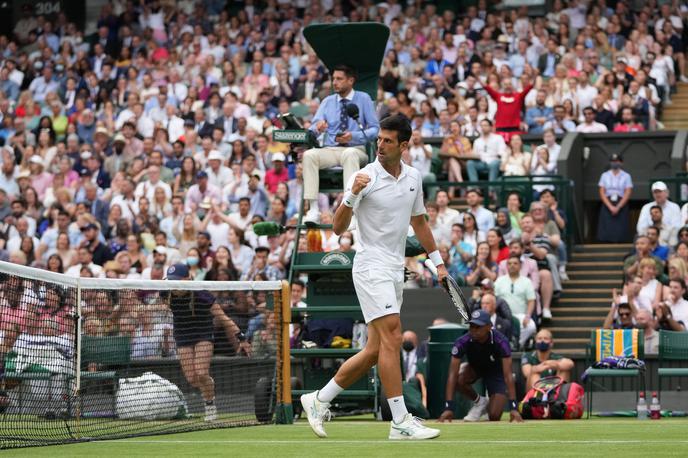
[264,153,289,195]
[28,155,53,201]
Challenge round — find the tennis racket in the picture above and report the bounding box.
[532,376,563,403]
[424,260,470,321]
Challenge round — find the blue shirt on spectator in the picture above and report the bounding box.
[525,105,553,134]
[652,244,669,261]
[309,89,379,147]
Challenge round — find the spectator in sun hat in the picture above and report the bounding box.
[27,155,52,201]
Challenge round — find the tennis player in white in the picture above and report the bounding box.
[300,115,448,440]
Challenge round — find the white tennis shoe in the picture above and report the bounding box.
[463,395,488,422]
[388,413,440,440]
[300,391,331,438]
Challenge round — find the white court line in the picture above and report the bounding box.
[107,440,688,445]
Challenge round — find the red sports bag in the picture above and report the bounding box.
[519,377,584,419]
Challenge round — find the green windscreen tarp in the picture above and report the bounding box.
[303,23,390,100]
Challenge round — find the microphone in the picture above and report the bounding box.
[345,103,360,122]
[252,222,288,236]
[344,103,369,144]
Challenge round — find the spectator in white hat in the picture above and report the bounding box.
[637,181,682,235]
[205,150,233,189]
[28,155,52,200]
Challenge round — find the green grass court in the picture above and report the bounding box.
[5,417,688,457]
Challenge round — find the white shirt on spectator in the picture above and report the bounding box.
[636,279,660,313]
[110,195,138,220]
[6,235,39,253]
[438,207,460,230]
[472,133,507,164]
[227,211,253,231]
[230,243,255,273]
[670,299,688,330]
[8,218,36,238]
[531,142,561,171]
[206,165,234,189]
[65,263,104,278]
[576,85,598,118]
[135,179,172,202]
[409,144,432,175]
[576,121,608,133]
[637,199,682,234]
[206,220,230,250]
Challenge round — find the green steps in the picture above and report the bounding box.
[550,243,628,353]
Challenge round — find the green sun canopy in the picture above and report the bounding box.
[303,22,390,100]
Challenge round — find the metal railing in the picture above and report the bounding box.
[426,176,579,249]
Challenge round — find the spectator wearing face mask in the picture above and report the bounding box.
[399,330,429,418]
[520,330,574,391]
[597,153,633,243]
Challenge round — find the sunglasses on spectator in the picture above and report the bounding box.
[619,313,631,317]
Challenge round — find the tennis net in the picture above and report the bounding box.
[0,261,291,449]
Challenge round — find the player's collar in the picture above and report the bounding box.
[373,159,408,181]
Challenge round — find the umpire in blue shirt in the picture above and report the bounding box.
[438,309,523,423]
[302,64,379,224]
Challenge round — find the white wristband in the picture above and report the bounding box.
[428,250,444,267]
[343,191,360,208]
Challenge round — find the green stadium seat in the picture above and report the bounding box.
[657,330,688,401]
[584,329,645,418]
[80,335,131,416]
[3,351,56,414]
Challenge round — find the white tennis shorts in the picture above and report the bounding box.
[352,269,404,323]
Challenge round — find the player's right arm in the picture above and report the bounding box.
[333,172,370,234]
[437,355,461,422]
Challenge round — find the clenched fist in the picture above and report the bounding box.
[351,173,371,195]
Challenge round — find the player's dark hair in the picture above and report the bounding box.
[292,279,306,289]
[379,114,412,143]
[332,64,357,80]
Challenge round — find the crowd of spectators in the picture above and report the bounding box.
[603,180,688,348]
[0,0,686,357]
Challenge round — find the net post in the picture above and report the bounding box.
[274,280,293,424]
[74,277,82,438]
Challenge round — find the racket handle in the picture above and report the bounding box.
[424,259,438,276]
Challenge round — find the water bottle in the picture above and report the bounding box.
[637,392,648,420]
[650,392,661,420]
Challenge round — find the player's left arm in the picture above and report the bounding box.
[410,214,448,283]
[502,356,524,422]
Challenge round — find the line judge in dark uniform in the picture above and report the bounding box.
[302,64,379,224]
[438,309,523,423]
[597,153,633,242]
[165,263,249,422]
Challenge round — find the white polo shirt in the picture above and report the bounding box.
[349,160,425,272]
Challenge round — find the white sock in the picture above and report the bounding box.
[388,395,409,424]
[317,379,343,403]
[308,199,319,213]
